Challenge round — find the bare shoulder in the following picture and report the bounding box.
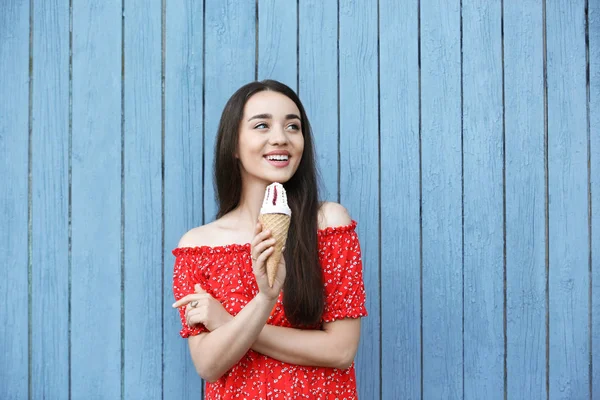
[177,221,220,248]
[318,201,353,230]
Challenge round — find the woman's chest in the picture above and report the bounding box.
[200,255,289,325]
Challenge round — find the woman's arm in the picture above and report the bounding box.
[252,202,365,368]
[173,222,286,382]
[184,293,276,382]
[251,319,361,369]
[191,284,362,369]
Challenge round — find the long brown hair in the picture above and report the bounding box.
[213,80,323,327]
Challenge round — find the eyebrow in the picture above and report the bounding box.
[247,113,301,121]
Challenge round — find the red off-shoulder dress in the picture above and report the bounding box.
[172,221,367,399]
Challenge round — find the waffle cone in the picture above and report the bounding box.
[258,213,291,287]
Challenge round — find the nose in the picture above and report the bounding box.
[268,124,289,146]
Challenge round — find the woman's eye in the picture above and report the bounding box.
[287,123,301,131]
[254,123,268,129]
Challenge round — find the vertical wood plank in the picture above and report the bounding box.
[31,0,69,398]
[163,0,205,398]
[546,1,590,398]
[462,2,504,398]
[590,0,600,396]
[298,0,338,201]
[123,1,162,398]
[338,1,380,398]
[420,0,463,398]
[0,1,30,399]
[504,1,547,398]
[70,1,122,397]
[203,0,256,222]
[258,0,297,89]
[379,0,421,398]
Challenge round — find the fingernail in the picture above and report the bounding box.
[171,303,176,308]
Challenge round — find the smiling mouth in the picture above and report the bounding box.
[265,154,289,162]
[264,154,291,167]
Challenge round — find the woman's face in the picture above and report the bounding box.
[237,90,305,186]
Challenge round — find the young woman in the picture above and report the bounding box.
[171,80,367,399]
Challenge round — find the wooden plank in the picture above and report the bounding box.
[338,1,380,397]
[503,1,547,398]
[163,0,205,398]
[30,0,69,398]
[590,0,600,396]
[203,0,256,223]
[546,1,590,398]
[258,0,297,89]
[379,0,421,398]
[298,0,338,201]
[461,2,504,398]
[420,0,463,398]
[70,1,122,397]
[0,1,30,398]
[123,1,162,398]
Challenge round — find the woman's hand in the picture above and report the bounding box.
[250,222,286,300]
[172,284,233,331]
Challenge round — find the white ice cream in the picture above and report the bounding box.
[260,182,292,216]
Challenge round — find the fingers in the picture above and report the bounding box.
[184,296,210,322]
[186,306,205,327]
[251,223,275,262]
[252,238,276,261]
[251,225,272,249]
[254,246,274,270]
[254,221,262,236]
[172,292,210,309]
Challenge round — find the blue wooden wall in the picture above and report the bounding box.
[1,1,598,399]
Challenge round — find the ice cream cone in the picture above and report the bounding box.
[259,183,292,287]
[258,213,290,287]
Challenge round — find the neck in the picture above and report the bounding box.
[233,176,269,230]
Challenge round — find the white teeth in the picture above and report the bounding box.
[266,155,289,161]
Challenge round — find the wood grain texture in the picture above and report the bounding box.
[298,0,338,201]
[379,0,421,398]
[31,0,69,398]
[123,2,162,398]
[0,1,30,399]
[163,0,205,398]
[258,0,297,89]
[420,0,463,398]
[461,2,504,398]
[203,0,256,222]
[70,0,122,397]
[503,1,547,398]
[3,1,598,397]
[338,1,380,398]
[546,1,590,398]
[590,0,600,397]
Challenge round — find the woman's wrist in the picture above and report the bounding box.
[255,291,278,309]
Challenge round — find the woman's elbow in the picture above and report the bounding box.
[194,361,223,383]
[189,335,225,382]
[200,373,220,384]
[335,356,354,370]
[332,347,356,370]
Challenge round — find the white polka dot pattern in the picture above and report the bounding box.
[171,221,367,399]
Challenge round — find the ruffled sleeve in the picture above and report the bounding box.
[172,247,209,338]
[318,221,368,322]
